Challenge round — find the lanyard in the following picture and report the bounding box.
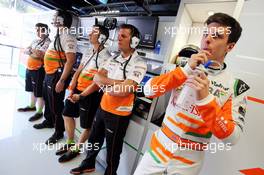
[113,54,133,80]
[82,47,103,71]
[35,36,48,49]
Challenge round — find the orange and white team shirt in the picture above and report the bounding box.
[143,63,250,165]
[76,48,111,91]
[44,33,77,74]
[100,51,147,116]
[27,38,51,70]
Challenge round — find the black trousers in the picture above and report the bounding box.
[42,72,67,133]
[25,67,45,97]
[81,107,130,175]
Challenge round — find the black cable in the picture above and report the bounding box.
[95,43,104,69]
[81,51,96,70]
[112,54,137,104]
[54,28,64,69]
[123,55,132,80]
[112,54,132,80]
[36,34,49,48]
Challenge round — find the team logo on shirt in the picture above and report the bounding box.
[209,87,228,98]
[68,44,74,49]
[133,71,142,78]
[238,105,246,117]
[209,81,229,98]
[135,65,147,71]
[238,84,248,94]
[234,79,250,97]
[211,81,229,91]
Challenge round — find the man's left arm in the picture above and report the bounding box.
[198,93,249,145]
[93,69,124,88]
[30,39,51,58]
[107,59,147,97]
[107,79,137,97]
[30,49,45,58]
[190,74,250,145]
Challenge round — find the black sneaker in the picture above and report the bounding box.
[70,164,95,175]
[33,121,53,129]
[17,106,36,112]
[58,150,80,163]
[45,132,64,145]
[28,113,43,122]
[55,143,75,155]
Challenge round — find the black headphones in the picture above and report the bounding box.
[93,24,109,44]
[119,24,141,49]
[129,25,140,49]
[55,9,73,28]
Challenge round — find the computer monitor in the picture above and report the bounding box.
[126,17,159,48]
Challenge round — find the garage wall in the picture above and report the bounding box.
[200,0,264,174]
[79,16,177,62]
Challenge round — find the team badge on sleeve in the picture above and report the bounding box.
[234,79,250,97]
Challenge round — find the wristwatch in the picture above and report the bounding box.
[79,94,86,101]
[59,79,65,84]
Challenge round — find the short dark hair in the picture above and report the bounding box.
[35,23,49,33]
[119,24,140,39]
[93,24,109,41]
[56,9,72,28]
[205,13,242,43]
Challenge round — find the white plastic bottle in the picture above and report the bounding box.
[176,61,211,110]
[176,85,196,110]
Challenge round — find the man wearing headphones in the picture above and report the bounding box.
[33,9,77,145]
[18,23,51,122]
[133,13,250,175]
[55,25,111,163]
[70,24,147,175]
